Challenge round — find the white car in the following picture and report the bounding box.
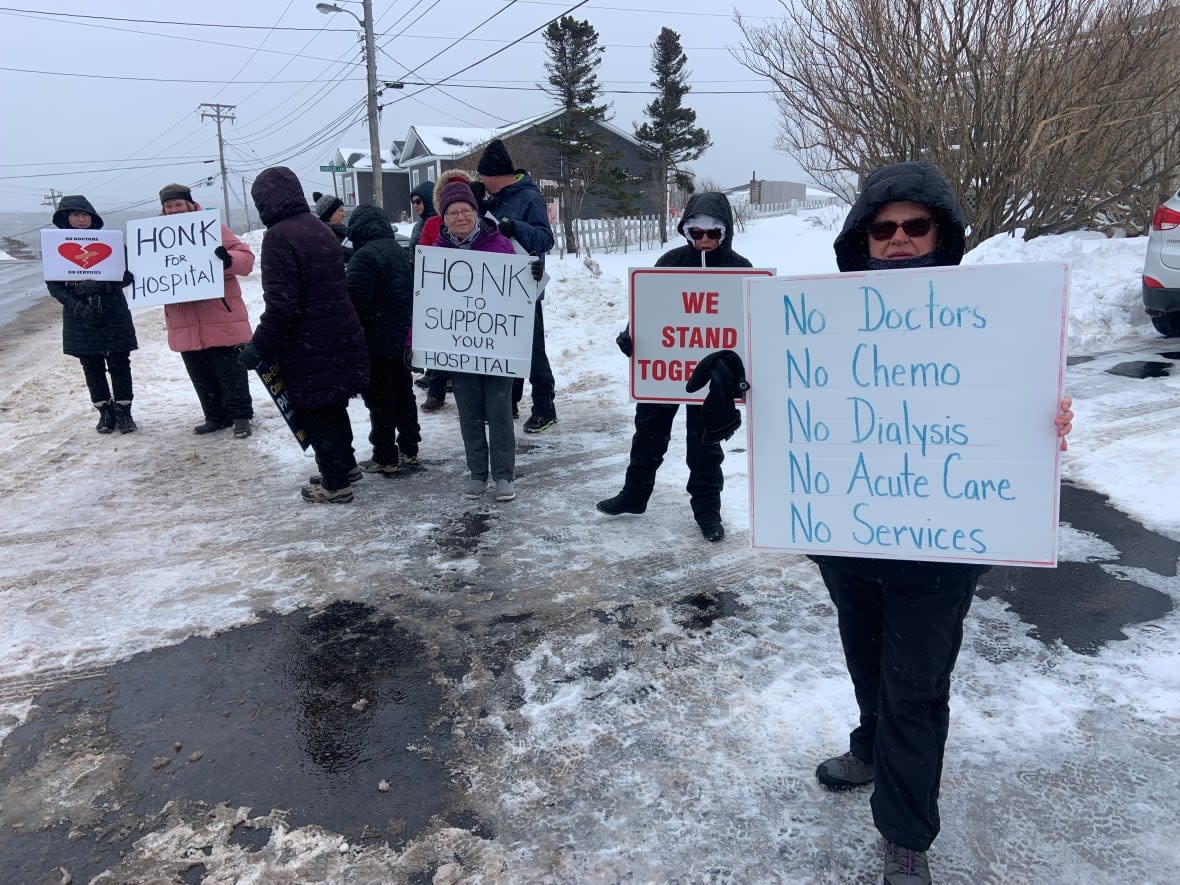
[1142,191,1180,337]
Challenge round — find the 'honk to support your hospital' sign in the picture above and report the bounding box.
[745,262,1069,567]
[412,246,538,379]
[125,208,224,308]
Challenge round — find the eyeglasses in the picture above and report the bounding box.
[868,216,934,241]
[687,227,723,241]
[444,208,475,219]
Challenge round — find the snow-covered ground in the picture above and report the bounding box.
[2,208,1178,882]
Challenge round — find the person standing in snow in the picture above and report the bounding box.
[45,195,139,434]
[345,203,419,474]
[312,191,352,261]
[811,161,1074,885]
[477,139,558,433]
[407,180,436,253]
[596,191,751,543]
[157,183,257,438]
[241,166,369,504]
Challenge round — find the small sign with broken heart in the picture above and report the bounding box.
[41,228,126,281]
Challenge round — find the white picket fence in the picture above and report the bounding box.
[746,197,842,218]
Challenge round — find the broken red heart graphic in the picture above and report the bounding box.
[59,242,113,269]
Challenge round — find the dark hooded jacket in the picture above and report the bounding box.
[484,171,554,299]
[249,167,368,410]
[817,161,986,583]
[345,204,413,358]
[407,180,437,252]
[656,192,752,269]
[46,195,138,357]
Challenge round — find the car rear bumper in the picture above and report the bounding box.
[1142,283,1180,314]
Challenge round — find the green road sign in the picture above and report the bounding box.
[319,165,347,172]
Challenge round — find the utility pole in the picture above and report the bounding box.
[41,189,63,210]
[200,102,236,229]
[241,177,252,231]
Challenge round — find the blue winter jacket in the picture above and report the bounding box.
[484,172,554,300]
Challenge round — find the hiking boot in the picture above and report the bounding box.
[883,842,931,885]
[699,521,725,543]
[309,467,364,486]
[494,479,516,501]
[232,418,252,438]
[95,401,115,434]
[359,459,399,476]
[464,477,486,499]
[194,419,229,434]
[523,414,557,434]
[301,483,354,504]
[112,402,137,434]
[816,752,875,791]
[400,454,419,467]
[422,396,445,412]
[596,490,648,516]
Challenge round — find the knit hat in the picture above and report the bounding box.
[476,139,514,176]
[314,193,344,222]
[438,180,479,217]
[159,183,194,205]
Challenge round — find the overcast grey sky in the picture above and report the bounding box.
[0,0,803,218]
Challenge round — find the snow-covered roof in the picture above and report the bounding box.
[333,147,400,170]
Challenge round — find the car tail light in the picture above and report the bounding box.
[1143,276,1163,288]
[1151,204,1180,230]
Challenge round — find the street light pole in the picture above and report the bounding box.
[316,0,383,209]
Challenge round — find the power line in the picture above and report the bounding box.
[0,7,355,30]
[0,160,216,181]
[0,64,362,84]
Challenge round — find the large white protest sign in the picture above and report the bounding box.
[412,245,538,378]
[40,228,126,282]
[745,262,1069,567]
[125,208,224,308]
[629,268,774,402]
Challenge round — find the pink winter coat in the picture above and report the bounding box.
[163,204,256,352]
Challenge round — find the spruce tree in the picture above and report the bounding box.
[635,27,711,243]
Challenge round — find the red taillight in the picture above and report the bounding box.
[1151,204,1180,230]
[1143,276,1163,288]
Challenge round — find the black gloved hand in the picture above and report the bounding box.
[498,217,516,239]
[238,341,262,370]
[121,269,135,287]
[214,245,233,269]
[686,350,748,444]
[403,345,415,370]
[530,259,544,282]
[616,328,633,358]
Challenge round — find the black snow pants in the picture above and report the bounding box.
[182,346,253,423]
[620,402,723,524]
[363,354,420,465]
[816,561,978,851]
[296,402,357,491]
[511,300,556,419]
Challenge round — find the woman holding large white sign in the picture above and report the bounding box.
[810,162,1073,885]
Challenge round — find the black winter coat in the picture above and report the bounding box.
[656,192,753,269]
[345,205,413,358]
[407,179,437,252]
[249,167,369,411]
[46,195,138,357]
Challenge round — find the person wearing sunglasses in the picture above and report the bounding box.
[597,191,751,543]
[815,161,1074,885]
[406,180,436,255]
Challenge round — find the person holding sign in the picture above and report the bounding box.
[45,195,138,434]
[597,192,751,543]
[242,167,370,504]
[431,178,542,502]
[158,184,257,439]
[812,162,1073,885]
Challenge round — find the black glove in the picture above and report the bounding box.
[238,341,262,370]
[686,350,748,444]
[403,345,415,370]
[498,217,517,239]
[530,259,544,282]
[214,245,233,269]
[121,269,135,287]
[615,328,633,358]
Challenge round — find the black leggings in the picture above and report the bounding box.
[78,352,132,403]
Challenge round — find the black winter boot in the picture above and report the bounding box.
[112,401,137,434]
[95,401,115,434]
[596,488,649,516]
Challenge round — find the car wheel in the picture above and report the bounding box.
[1150,312,1180,338]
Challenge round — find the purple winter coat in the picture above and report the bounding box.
[432,223,517,255]
[249,167,369,411]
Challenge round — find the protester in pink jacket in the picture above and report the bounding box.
[159,183,257,438]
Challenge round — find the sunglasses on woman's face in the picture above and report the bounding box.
[868,216,934,241]
[687,227,723,241]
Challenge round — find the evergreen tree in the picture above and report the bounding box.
[634,27,711,243]
[539,16,610,254]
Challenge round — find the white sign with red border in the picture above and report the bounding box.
[40,229,126,282]
[744,262,1069,567]
[125,208,224,308]
[628,267,775,402]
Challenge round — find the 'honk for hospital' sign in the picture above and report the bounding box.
[411,245,538,378]
[125,209,224,308]
[629,268,774,402]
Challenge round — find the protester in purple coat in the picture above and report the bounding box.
[242,166,369,504]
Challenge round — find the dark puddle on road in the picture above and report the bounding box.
[433,511,494,556]
[0,601,458,882]
[978,482,1177,655]
[1066,354,1096,366]
[675,591,746,632]
[1105,360,1172,378]
[1158,351,1180,360]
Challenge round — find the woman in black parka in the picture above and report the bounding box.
[45,195,139,433]
[242,167,370,503]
